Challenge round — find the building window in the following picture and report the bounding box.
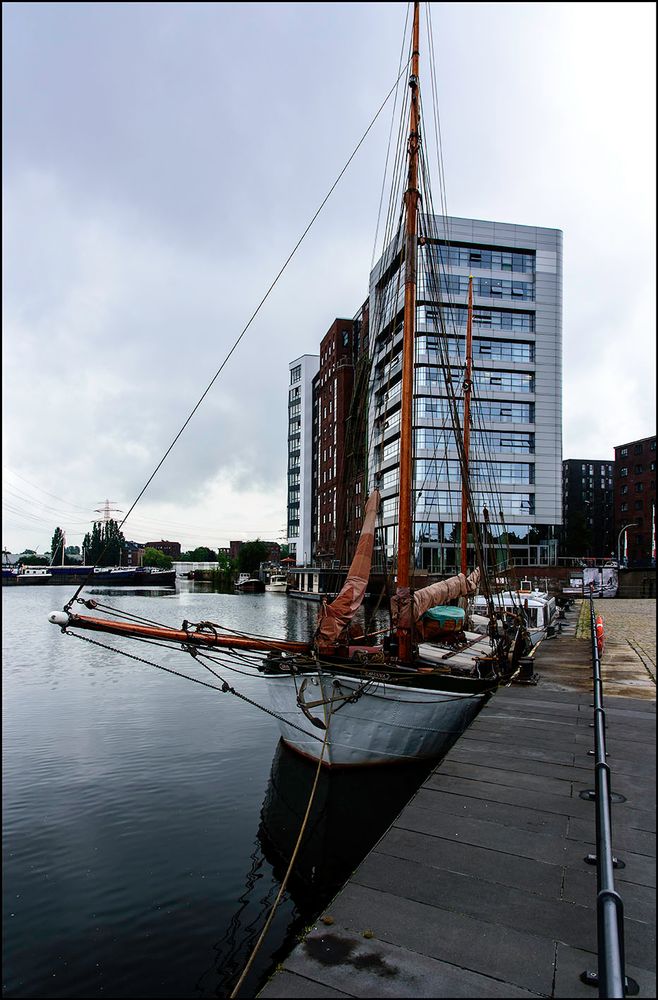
[634,464,644,474]
[621,485,628,495]
[437,273,534,302]
[621,503,628,512]
[620,447,628,457]
[434,244,535,274]
[635,482,644,492]
[420,334,534,363]
[620,468,628,477]
[290,365,301,384]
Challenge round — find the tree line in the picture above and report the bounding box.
[41,525,283,573]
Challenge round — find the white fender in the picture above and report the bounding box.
[48,611,70,627]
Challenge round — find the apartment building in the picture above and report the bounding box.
[368,214,563,570]
[287,354,319,565]
[311,306,369,568]
[562,459,614,558]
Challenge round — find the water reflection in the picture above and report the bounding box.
[199,738,437,997]
[87,587,180,598]
[4,585,450,999]
[258,739,436,909]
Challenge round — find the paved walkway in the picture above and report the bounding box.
[575,599,656,682]
[258,601,656,998]
[529,599,657,701]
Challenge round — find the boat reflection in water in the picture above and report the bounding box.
[257,739,438,910]
[201,730,475,997]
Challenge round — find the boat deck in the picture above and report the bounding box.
[258,600,656,998]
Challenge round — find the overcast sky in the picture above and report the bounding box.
[3,1,656,554]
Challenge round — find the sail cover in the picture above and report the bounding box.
[316,489,380,646]
[413,567,480,619]
[391,567,480,628]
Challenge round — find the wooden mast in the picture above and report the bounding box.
[396,1,421,663]
[460,275,474,574]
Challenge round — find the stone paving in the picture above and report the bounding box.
[575,598,656,682]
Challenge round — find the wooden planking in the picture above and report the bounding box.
[259,605,656,998]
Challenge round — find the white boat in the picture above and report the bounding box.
[235,573,265,593]
[265,574,288,594]
[472,580,558,647]
[16,566,53,583]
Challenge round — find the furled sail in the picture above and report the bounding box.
[391,567,480,628]
[315,489,380,647]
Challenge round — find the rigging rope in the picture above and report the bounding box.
[63,60,411,612]
[63,629,327,743]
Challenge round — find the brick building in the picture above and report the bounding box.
[311,306,369,568]
[614,435,656,566]
[228,539,281,564]
[144,539,182,559]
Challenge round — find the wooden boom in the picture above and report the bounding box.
[49,611,313,655]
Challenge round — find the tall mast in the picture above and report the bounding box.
[460,275,474,574]
[396,1,421,663]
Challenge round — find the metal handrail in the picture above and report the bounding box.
[587,593,627,998]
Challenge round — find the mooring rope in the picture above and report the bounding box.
[228,724,331,999]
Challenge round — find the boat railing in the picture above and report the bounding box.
[579,593,636,998]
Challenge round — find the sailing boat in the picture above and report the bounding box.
[49,3,528,767]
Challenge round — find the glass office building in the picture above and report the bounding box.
[368,215,563,570]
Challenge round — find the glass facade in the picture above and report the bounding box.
[431,244,535,274]
[418,334,534,363]
[414,428,534,455]
[416,367,534,393]
[415,398,534,424]
[367,216,562,568]
[422,305,535,333]
[431,274,534,302]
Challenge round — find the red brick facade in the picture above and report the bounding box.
[312,306,369,567]
[144,539,181,558]
[614,435,656,566]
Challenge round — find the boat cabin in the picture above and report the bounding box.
[286,567,343,601]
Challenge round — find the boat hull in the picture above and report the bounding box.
[235,579,265,593]
[91,569,176,587]
[264,671,486,767]
[286,589,331,601]
[7,572,53,585]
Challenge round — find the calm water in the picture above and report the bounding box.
[3,584,437,998]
